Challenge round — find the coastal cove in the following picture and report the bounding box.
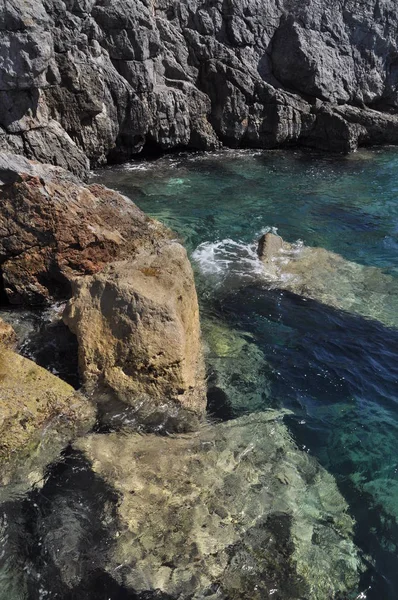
[0,147,397,599]
[97,147,398,599]
[2,0,398,596]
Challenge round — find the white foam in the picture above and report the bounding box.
[193,238,273,289]
[122,163,152,172]
[192,231,304,290]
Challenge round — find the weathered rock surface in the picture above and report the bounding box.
[0,152,170,305]
[64,242,206,428]
[2,0,398,175]
[0,346,95,498]
[0,152,207,426]
[76,411,362,599]
[0,317,16,348]
[258,233,398,328]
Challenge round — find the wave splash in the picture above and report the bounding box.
[192,228,303,288]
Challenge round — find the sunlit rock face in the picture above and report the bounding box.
[3,0,398,175]
[0,317,16,349]
[64,243,207,429]
[258,232,398,328]
[0,153,207,428]
[76,411,362,600]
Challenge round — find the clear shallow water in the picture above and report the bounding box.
[98,148,398,600]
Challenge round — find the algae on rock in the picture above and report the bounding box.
[76,411,362,600]
[258,233,398,328]
[0,347,95,498]
[203,318,272,418]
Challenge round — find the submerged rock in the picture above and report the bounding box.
[0,347,95,499]
[64,243,206,429]
[203,318,272,418]
[258,233,398,328]
[76,411,362,600]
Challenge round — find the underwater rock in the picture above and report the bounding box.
[64,242,207,429]
[203,318,272,418]
[0,347,95,499]
[76,411,362,600]
[258,233,398,328]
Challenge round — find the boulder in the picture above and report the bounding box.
[257,231,284,277]
[64,242,207,429]
[0,152,207,428]
[257,232,283,261]
[0,347,95,498]
[0,152,171,305]
[257,233,398,328]
[75,411,362,599]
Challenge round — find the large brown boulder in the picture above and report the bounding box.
[64,242,206,428]
[0,152,171,305]
[0,153,206,426]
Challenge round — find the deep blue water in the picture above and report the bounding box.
[98,147,398,600]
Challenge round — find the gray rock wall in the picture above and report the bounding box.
[2,0,398,176]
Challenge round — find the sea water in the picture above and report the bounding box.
[97,147,398,600]
[0,148,397,599]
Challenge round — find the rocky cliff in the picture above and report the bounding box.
[2,0,398,176]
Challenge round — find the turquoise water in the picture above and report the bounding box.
[98,148,398,600]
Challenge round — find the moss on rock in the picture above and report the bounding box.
[0,347,95,497]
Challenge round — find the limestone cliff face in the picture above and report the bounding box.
[2,0,398,176]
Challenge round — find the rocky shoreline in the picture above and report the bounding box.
[1,1,398,592]
[0,151,365,597]
[0,152,207,431]
[257,231,398,328]
[2,0,398,178]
